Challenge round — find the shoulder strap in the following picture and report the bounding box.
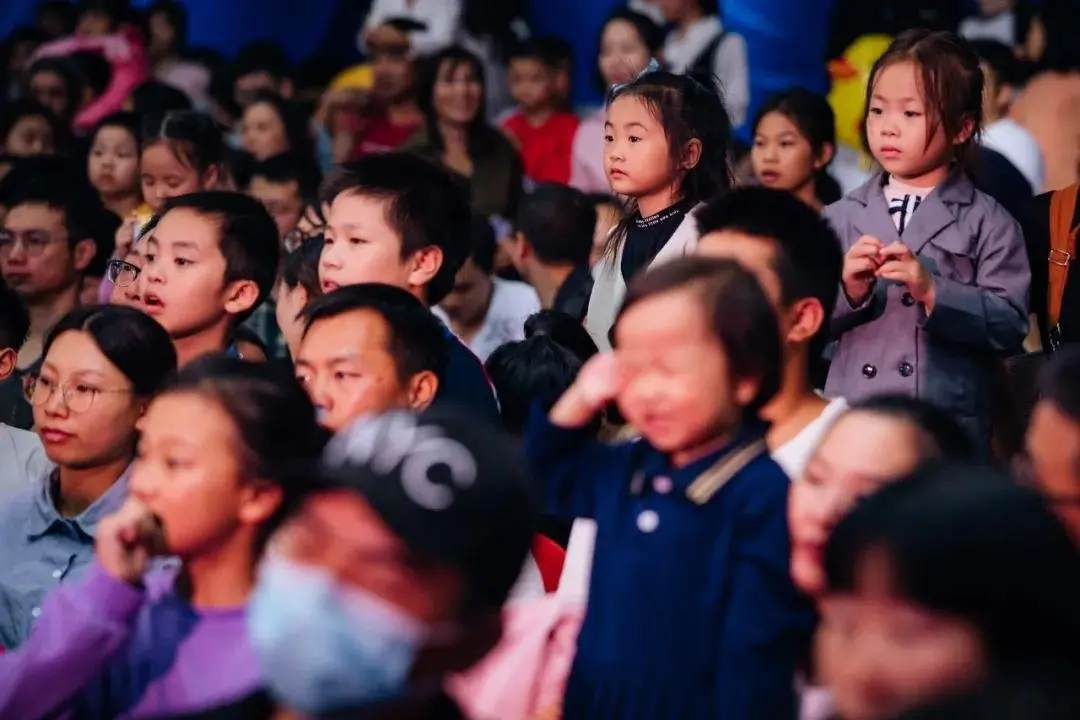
[688,29,727,76]
[1047,184,1079,329]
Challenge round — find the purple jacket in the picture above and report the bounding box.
[823,171,1030,445]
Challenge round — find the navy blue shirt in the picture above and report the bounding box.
[524,406,813,719]
[436,327,500,426]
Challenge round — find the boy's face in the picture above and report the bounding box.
[320,191,441,300]
[438,258,491,326]
[0,203,93,303]
[248,176,303,241]
[295,308,436,432]
[508,57,553,111]
[369,25,414,103]
[139,207,255,338]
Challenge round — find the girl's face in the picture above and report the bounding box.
[33,330,142,468]
[752,111,819,193]
[242,101,290,162]
[5,114,55,157]
[816,549,987,720]
[866,61,954,185]
[604,95,678,203]
[275,281,309,359]
[789,412,928,597]
[141,143,211,212]
[614,288,756,455]
[130,391,282,559]
[598,19,652,87]
[433,60,483,127]
[89,126,139,198]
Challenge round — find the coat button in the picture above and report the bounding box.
[901,292,915,306]
[898,361,914,377]
[862,363,877,379]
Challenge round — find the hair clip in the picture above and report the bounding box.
[610,57,662,95]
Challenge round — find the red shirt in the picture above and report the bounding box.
[501,111,580,185]
[344,113,421,159]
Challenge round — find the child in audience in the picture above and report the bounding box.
[526,257,813,718]
[751,89,840,211]
[0,284,46,495]
[585,67,731,349]
[824,30,1030,449]
[501,39,580,185]
[318,153,500,423]
[0,100,61,159]
[87,112,142,222]
[137,191,280,366]
[245,153,320,243]
[275,235,323,359]
[0,305,176,648]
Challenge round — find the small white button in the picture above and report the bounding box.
[31,607,41,618]
[653,476,673,494]
[637,509,660,533]
[51,569,62,579]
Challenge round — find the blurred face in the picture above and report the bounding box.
[29,70,70,120]
[789,413,928,597]
[1,203,92,301]
[368,25,413,103]
[5,114,55,157]
[32,330,141,468]
[89,126,139,198]
[274,280,308,359]
[148,10,177,54]
[599,19,652,87]
[508,57,552,111]
[817,550,986,720]
[235,72,281,109]
[141,144,211,213]
[242,102,290,161]
[438,258,492,326]
[1025,399,1080,543]
[752,112,820,194]
[614,288,756,455]
[320,191,440,298]
[249,176,303,240]
[76,9,112,36]
[295,309,435,432]
[433,60,483,127]
[130,391,282,559]
[656,0,697,23]
[866,61,957,185]
[605,95,676,200]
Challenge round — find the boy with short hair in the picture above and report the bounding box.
[318,152,500,423]
[695,187,848,478]
[296,283,448,432]
[501,39,580,185]
[138,191,280,366]
[0,284,46,491]
[245,153,321,242]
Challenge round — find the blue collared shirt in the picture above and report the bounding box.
[0,465,130,648]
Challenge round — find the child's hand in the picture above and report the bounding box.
[841,235,884,306]
[876,242,935,310]
[95,498,167,585]
[114,217,138,261]
[549,352,630,427]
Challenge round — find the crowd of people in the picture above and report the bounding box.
[0,0,1079,719]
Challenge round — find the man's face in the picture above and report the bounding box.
[235,71,281,109]
[0,203,89,301]
[248,176,303,241]
[437,258,491,325]
[1026,399,1080,543]
[369,25,413,103]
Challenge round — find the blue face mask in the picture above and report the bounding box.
[248,555,429,715]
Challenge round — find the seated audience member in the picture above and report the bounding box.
[0,305,176,648]
[275,235,324,359]
[126,80,193,116]
[245,153,320,243]
[436,217,541,362]
[241,91,314,163]
[1,99,61,159]
[295,283,447,433]
[0,284,46,494]
[508,183,596,322]
[137,191,280,366]
[318,152,500,423]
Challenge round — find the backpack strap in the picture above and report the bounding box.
[1047,183,1079,347]
[688,29,727,77]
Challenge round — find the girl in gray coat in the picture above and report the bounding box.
[823,29,1030,449]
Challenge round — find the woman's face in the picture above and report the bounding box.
[29,70,70,121]
[89,126,140,198]
[148,10,177,55]
[433,60,483,127]
[816,549,987,720]
[242,101,290,161]
[752,111,820,193]
[788,412,928,597]
[5,114,55,157]
[598,19,652,87]
[33,330,142,468]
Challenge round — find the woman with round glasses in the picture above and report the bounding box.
[0,305,175,649]
[105,255,142,307]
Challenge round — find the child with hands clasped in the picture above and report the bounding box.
[823,29,1030,448]
[525,256,814,720]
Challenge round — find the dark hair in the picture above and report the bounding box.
[460,0,529,61]
[468,216,497,275]
[245,90,315,161]
[70,50,112,98]
[37,2,77,37]
[486,334,590,435]
[516,183,594,267]
[320,152,474,306]
[91,111,141,152]
[1038,345,1080,421]
[0,283,30,352]
[824,462,1080,674]
[863,29,983,170]
[896,671,1080,720]
[416,46,499,158]
[301,284,449,386]
[141,110,224,177]
[164,356,329,548]
[594,8,664,91]
[604,70,733,258]
[846,394,975,459]
[24,57,84,122]
[280,234,324,298]
[145,0,189,55]
[508,37,559,69]
[694,187,842,363]
[249,152,321,200]
[0,99,64,156]
[969,39,1024,89]
[524,309,598,363]
[617,256,782,416]
[233,41,290,84]
[752,88,838,203]
[130,80,193,116]
[230,324,268,358]
[142,191,280,323]
[42,304,177,395]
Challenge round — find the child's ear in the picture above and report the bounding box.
[0,347,16,384]
[407,246,444,291]
[815,142,836,170]
[202,164,221,190]
[406,370,439,411]
[239,480,285,527]
[681,138,703,171]
[954,116,977,146]
[223,279,260,317]
[786,297,825,345]
[733,376,759,408]
[509,232,531,269]
[72,238,96,272]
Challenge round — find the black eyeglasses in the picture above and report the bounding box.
[106,259,140,287]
